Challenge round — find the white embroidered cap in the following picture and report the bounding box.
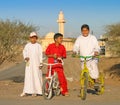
[29,32,37,37]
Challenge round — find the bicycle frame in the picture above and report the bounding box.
[80,56,97,87]
[43,63,59,91]
[43,60,64,79]
[72,55,104,100]
[42,59,64,91]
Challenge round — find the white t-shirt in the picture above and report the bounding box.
[73,34,100,56]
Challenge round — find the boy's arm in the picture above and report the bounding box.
[45,45,57,59]
[23,45,29,61]
[73,37,80,54]
[39,45,43,64]
[93,37,100,56]
[62,46,66,59]
[38,45,43,68]
[46,54,57,59]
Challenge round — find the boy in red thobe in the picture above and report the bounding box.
[45,33,69,96]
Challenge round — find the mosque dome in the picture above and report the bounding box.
[45,32,55,39]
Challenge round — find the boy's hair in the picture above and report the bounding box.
[54,33,63,40]
[81,24,90,31]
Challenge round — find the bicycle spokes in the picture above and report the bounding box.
[42,79,53,100]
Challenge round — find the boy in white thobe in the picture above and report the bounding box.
[73,24,100,82]
[21,32,43,97]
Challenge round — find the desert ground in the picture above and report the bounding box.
[0,53,120,105]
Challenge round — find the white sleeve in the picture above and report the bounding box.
[23,45,28,59]
[73,37,80,54]
[93,37,100,53]
[39,45,43,64]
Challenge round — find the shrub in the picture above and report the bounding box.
[0,19,37,64]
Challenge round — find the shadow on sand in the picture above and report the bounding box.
[8,74,47,83]
[108,63,120,78]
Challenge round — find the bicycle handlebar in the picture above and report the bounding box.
[80,56,100,59]
[72,54,100,59]
[42,58,64,66]
[80,56,93,59]
[42,62,63,66]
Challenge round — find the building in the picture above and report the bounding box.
[39,11,74,51]
[57,11,66,37]
[98,35,108,56]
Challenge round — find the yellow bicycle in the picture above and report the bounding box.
[80,56,104,100]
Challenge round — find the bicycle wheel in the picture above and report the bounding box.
[96,72,105,95]
[54,81,61,96]
[53,74,61,96]
[42,79,53,100]
[80,72,88,100]
[55,87,61,96]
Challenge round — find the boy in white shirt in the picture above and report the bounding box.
[21,32,43,97]
[73,24,100,83]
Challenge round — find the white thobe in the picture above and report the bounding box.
[73,34,100,79]
[23,42,43,94]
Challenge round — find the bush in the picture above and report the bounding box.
[105,23,120,57]
[0,19,37,64]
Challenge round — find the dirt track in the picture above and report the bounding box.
[0,55,120,105]
[0,79,120,105]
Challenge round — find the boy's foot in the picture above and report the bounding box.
[94,82,101,88]
[94,79,100,84]
[62,93,70,97]
[32,94,37,97]
[20,93,27,97]
[37,94,43,96]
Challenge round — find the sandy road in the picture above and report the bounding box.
[0,58,120,105]
[0,82,120,105]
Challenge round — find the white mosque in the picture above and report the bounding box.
[39,11,74,51]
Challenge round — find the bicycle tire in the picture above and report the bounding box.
[42,79,53,100]
[80,72,88,100]
[97,73,105,95]
[54,86,61,96]
[53,74,61,96]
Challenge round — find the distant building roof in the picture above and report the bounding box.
[45,32,55,39]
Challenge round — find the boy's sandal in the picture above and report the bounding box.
[20,93,27,97]
[32,94,37,97]
[62,93,70,97]
[37,94,43,96]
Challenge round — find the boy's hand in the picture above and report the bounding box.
[39,66,43,69]
[94,51,99,56]
[72,51,77,55]
[39,63,43,69]
[53,54,57,59]
[72,51,77,57]
[57,57,63,61]
[25,57,29,62]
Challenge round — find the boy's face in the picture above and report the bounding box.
[55,36,63,44]
[81,28,90,37]
[30,36,37,44]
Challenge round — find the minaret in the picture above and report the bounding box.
[57,11,66,37]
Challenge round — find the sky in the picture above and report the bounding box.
[0,0,120,38]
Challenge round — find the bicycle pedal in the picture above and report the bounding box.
[94,82,100,86]
[45,93,48,96]
[77,94,81,97]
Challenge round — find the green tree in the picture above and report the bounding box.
[0,19,37,64]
